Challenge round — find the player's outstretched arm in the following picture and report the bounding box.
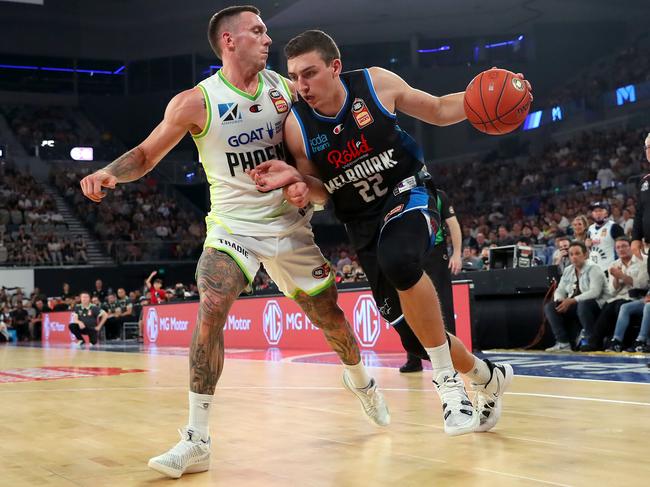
[368,66,531,127]
[80,88,205,202]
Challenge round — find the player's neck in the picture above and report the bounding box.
[220,62,261,95]
[316,79,347,117]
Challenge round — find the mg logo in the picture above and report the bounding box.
[353,295,381,347]
[146,308,159,343]
[263,300,283,345]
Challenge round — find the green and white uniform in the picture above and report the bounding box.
[193,69,333,297]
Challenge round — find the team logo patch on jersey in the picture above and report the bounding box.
[448,205,455,215]
[268,88,288,113]
[249,104,263,113]
[384,204,404,222]
[218,103,243,124]
[642,180,649,192]
[351,98,374,129]
[312,263,331,279]
[333,123,344,135]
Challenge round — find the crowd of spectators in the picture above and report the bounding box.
[544,45,650,107]
[438,126,648,270]
[51,167,206,263]
[2,104,124,160]
[0,274,199,344]
[0,162,89,266]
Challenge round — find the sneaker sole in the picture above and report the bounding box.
[147,459,209,478]
[476,363,514,433]
[342,373,391,427]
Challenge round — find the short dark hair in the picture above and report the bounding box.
[615,236,631,244]
[208,5,260,58]
[79,291,90,297]
[569,241,588,254]
[153,278,163,285]
[284,30,341,65]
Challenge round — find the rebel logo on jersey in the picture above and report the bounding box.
[269,88,288,114]
[351,98,374,129]
[326,134,373,169]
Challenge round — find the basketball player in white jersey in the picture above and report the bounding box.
[587,201,624,273]
[80,6,389,479]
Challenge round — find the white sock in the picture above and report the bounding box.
[344,361,372,389]
[426,342,454,382]
[463,356,491,385]
[188,391,212,439]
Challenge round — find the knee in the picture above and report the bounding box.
[544,301,557,318]
[198,291,229,326]
[377,244,423,291]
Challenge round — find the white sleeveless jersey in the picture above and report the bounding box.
[193,69,311,237]
[588,220,616,271]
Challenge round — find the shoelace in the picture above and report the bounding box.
[166,429,206,456]
[438,376,473,415]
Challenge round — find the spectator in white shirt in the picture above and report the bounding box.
[585,237,648,350]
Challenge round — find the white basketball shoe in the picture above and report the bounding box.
[148,427,210,478]
[433,370,479,436]
[342,370,391,426]
[471,359,514,432]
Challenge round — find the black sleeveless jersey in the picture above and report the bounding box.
[291,69,425,224]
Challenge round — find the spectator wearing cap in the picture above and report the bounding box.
[587,201,624,274]
[544,241,607,352]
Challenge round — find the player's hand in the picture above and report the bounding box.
[645,132,650,163]
[247,160,303,192]
[80,169,117,203]
[631,240,643,259]
[490,67,533,102]
[448,253,462,275]
[283,182,310,208]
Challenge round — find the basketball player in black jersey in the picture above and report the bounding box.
[250,30,530,435]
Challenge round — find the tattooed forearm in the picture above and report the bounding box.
[189,248,247,394]
[295,286,361,365]
[102,146,148,183]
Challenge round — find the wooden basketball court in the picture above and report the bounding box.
[1,344,648,486]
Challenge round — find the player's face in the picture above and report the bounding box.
[287,51,341,110]
[230,12,271,71]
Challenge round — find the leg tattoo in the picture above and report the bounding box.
[295,285,361,365]
[189,248,247,395]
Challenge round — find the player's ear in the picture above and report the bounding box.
[330,58,342,77]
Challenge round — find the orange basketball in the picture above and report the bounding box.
[463,68,532,135]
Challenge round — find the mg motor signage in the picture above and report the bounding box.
[353,294,382,348]
[41,311,75,344]
[136,283,474,352]
[146,307,159,343]
[262,300,283,345]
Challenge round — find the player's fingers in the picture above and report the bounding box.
[91,175,104,197]
[105,175,116,189]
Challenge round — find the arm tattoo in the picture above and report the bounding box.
[189,248,247,395]
[103,146,148,183]
[295,286,361,365]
